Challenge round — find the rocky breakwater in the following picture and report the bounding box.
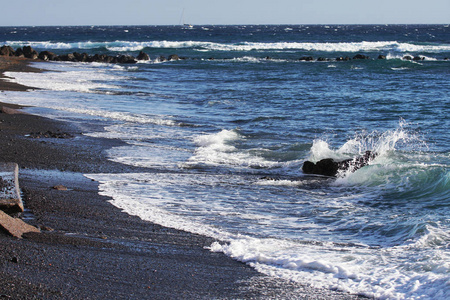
[0,45,186,64]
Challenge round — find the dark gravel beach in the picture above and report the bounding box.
[0,57,363,299]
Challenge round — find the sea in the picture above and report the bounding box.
[1,25,449,299]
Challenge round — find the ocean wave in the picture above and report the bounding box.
[4,40,450,53]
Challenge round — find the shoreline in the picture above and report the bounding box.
[0,57,362,299]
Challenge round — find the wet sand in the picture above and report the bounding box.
[0,56,363,299]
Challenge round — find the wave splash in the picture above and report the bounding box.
[4,40,450,53]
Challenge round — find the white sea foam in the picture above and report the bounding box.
[86,169,450,300]
[3,62,123,93]
[184,129,282,170]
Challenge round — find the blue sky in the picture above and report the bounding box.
[1,0,449,26]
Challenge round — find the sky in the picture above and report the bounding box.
[1,0,449,26]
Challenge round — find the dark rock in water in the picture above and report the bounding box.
[73,52,91,62]
[403,55,413,60]
[0,45,15,56]
[168,54,180,61]
[353,54,369,60]
[137,51,150,61]
[22,46,38,59]
[336,56,351,61]
[157,56,167,62]
[38,51,58,61]
[59,53,76,62]
[413,56,424,61]
[303,159,338,177]
[317,57,328,62]
[117,55,137,64]
[299,56,314,61]
[92,53,107,62]
[302,151,377,177]
[377,55,386,59]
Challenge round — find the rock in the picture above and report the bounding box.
[336,56,351,61]
[72,52,90,62]
[413,56,424,61]
[302,159,339,177]
[53,185,68,191]
[38,51,58,61]
[14,47,24,57]
[92,53,107,62]
[317,57,328,62]
[168,54,180,61]
[299,56,314,61]
[0,45,15,56]
[377,55,386,59]
[403,55,413,60]
[353,54,369,60]
[302,151,377,177]
[59,53,76,62]
[22,46,38,59]
[136,51,150,61]
[117,55,137,64]
[0,210,40,238]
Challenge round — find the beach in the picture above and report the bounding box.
[0,56,363,299]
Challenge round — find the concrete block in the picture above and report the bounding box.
[0,162,24,213]
[0,210,39,238]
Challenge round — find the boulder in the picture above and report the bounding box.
[14,47,24,57]
[73,52,90,62]
[38,51,58,61]
[59,53,76,62]
[0,45,15,56]
[168,54,180,61]
[22,46,38,59]
[336,56,351,61]
[353,54,369,60]
[413,56,424,61]
[377,55,386,59]
[299,56,314,61]
[117,55,137,64]
[136,51,150,61]
[403,55,413,60]
[302,151,377,177]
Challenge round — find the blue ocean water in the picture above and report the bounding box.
[1,25,449,299]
